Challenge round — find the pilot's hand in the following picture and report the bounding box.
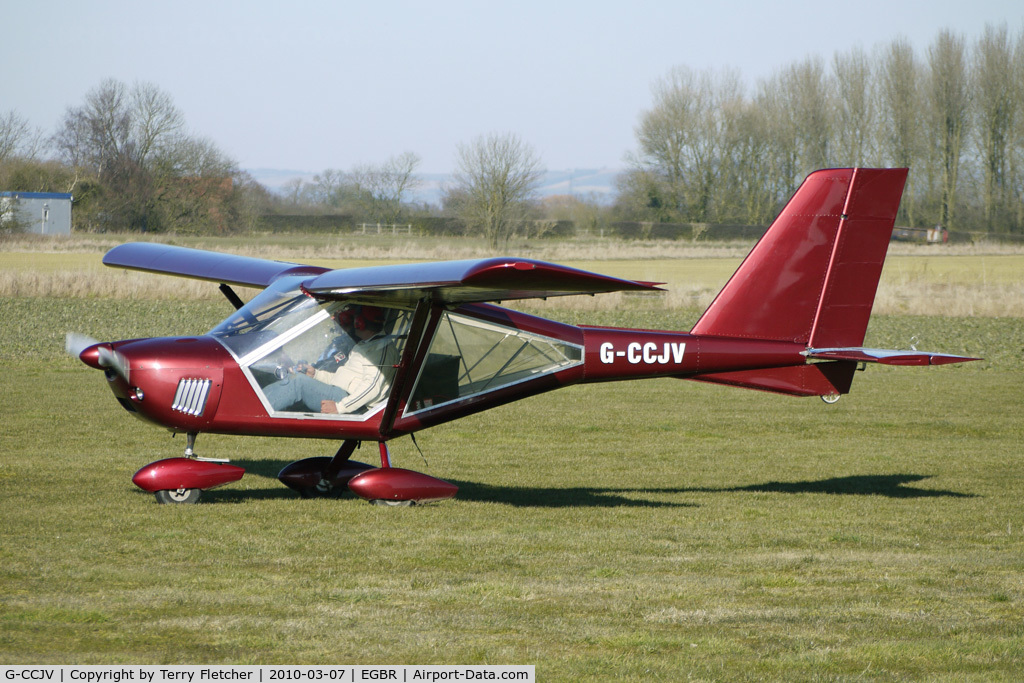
[295,362,315,376]
[321,400,338,414]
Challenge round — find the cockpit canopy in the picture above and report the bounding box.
[209,278,583,420]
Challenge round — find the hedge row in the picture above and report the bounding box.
[253,214,1024,245]
[258,214,768,240]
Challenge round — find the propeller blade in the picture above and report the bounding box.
[97,346,131,382]
[65,332,99,358]
[66,332,130,381]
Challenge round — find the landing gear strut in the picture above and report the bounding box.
[277,439,375,498]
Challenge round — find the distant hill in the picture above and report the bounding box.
[246,168,621,206]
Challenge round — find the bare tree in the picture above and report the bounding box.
[130,82,185,165]
[53,79,133,174]
[150,135,238,232]
[279,177,308,209]
[926,30,971,229]
[0,110,43,164]
[832,46,876,165]
[973,23,1019,230]
[449,132,543,248]
[614,27,1024,232]
[52,79,236,232]
[720,97,776,224]
[631,66,696,218]
[349,151,421,225]
[0,110,45,229]
[309,169,348,208]
[877,37,923,226]
[625,66,749,222]
[753,72,801,203]
[634,66,744,221]
[782,57,832,173]
[161,135,235,178]
[380,151,422,223]
[612,167,670,222]
[1012,27,1024,231]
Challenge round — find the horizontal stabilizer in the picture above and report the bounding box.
[803,347,981,366]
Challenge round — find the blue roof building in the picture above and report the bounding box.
[0,191,73,235]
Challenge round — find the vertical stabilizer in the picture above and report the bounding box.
[690,168,908,347]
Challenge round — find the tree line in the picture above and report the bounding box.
[1,79,267,233]
[618,25,1024,233]
[2,24,1022,241]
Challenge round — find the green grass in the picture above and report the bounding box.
[1,297,1023,679]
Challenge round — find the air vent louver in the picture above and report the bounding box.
[172,378,211,416]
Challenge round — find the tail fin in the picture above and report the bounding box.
[691,168,908,348]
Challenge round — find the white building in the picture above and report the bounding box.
[0,191,73,235]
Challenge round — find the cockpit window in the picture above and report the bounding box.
[406,310,582,414]
[214,285,413,419]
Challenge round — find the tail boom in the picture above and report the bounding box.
[686,362,857,397]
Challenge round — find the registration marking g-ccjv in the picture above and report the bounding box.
[599,341,686,365]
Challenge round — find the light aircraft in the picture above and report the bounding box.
[68,168,978,504]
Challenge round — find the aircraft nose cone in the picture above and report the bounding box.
[66,333,108,370]
[78,343,106,370]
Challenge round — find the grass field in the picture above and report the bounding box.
[1,241,1023,679]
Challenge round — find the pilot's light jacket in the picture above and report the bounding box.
[312,333,399,413]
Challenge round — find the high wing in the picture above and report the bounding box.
[103,242,330,289]
[302,257,662,305]
[104,244,662,304]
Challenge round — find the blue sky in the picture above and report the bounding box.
[3,0,1022,174]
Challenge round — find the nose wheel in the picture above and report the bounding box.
[154,433,202,504]
[154,487,201,504]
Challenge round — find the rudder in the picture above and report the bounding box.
[690,168,908,348]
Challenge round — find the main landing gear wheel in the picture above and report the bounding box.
[370,499,414,507]
[154,488,202,504]
[298,483,334,499]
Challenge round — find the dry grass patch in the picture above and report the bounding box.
[3,235,1024,317]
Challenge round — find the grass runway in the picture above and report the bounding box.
[1,251,1023,679]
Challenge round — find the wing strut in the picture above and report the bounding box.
[219,284,245,310]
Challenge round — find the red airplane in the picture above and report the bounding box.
[68,168,978,504]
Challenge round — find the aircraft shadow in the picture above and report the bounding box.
[450,474,972,508]
[708,473,975,499]
[155,460,974,506]
[449,480,699,508]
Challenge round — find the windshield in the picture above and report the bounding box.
[209,277,321,360]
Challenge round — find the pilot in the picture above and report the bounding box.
[312,305,358,372]
[263,306,398,414]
